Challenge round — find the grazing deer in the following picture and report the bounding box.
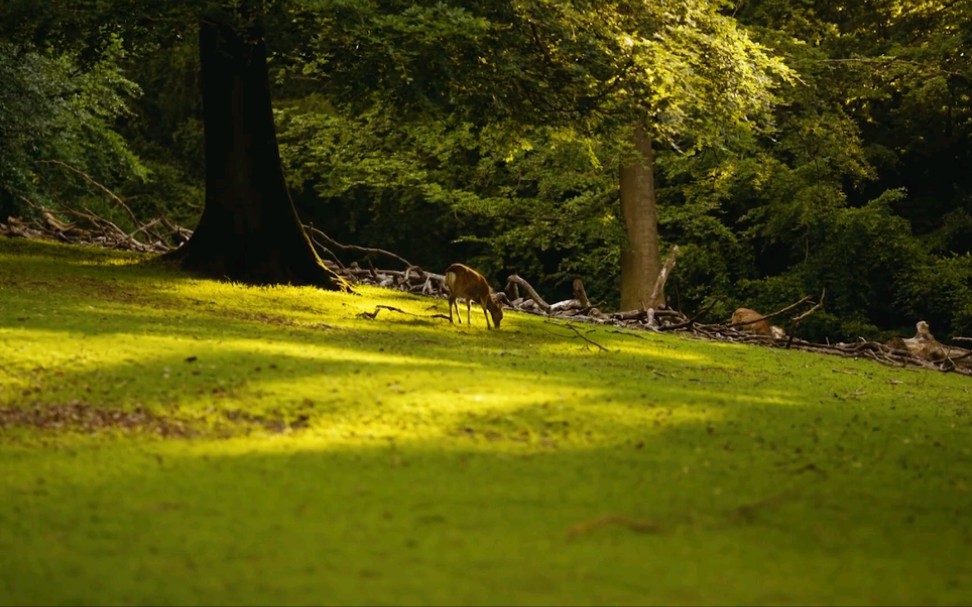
[444,263,504,329]
[731,307,786,339]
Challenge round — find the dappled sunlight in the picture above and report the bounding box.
[152,277,418,311]
[164,387,729,458]
[673,385,801,407]
[0,325,477,405]
[72,255,148,267]
[3,313,741,455]
[0,241,147,266]
[197,336,466,368]
[0,324,482,372]
[1,298,809,444]
[536,336,719,365]
[146,280,455,336]
[739,389,801,407]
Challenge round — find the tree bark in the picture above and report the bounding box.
[164,11,348,291]
[619,124,662,310]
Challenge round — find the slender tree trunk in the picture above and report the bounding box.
[619,124,662,310]
[165,11,348,291]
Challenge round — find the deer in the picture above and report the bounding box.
[444,263,504,329]
[731,307,786,340]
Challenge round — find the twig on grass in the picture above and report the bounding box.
[358,305,412,320]
[358,304,448,322]
[729,490,797,523]
[546,321,610,352]
[566,515,665,540]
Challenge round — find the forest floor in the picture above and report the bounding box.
[1,236,971,606]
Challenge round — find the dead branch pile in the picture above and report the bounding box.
[345,260,972,377]
[338,262,447,297]
[316,254,972,376]
[2,208,190,253]
[3,209,969,377]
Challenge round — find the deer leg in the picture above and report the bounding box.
[482,299,492,329]
[449,297,460,324]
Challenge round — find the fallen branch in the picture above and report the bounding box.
[657,297,721,332]
[9,200,189,253]
[304,224,414,270]
[729,490,797,523]
[789,290,826,324]
[566,515,665,540]
[505,273,552,313]
[38,159,141,229]
[556,321,610,352]
[645,244,679,309]
[729,294,814,329]
[572,278,591,308]
[357,304,447,322]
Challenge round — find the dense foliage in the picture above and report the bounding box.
[0,0,969,340]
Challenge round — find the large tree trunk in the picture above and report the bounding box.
[165,11,348,290]
[619,124,662,310]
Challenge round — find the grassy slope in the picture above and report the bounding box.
[1,236,970,606]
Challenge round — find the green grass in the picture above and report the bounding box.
[1,236,971,606]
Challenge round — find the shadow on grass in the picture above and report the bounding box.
[2,394,971,606]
